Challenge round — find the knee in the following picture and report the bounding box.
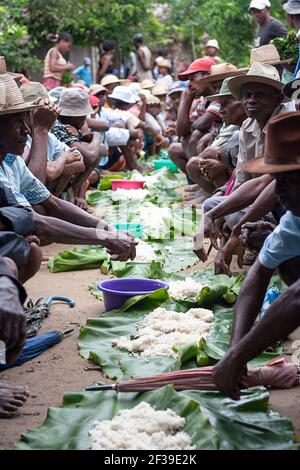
[168,143,178,160]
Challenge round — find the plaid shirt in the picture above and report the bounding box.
[51,120,79,147]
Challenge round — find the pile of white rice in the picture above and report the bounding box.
[112,188,149,201]
[89,402,193,450]
[168,278,203,302]
[113,307,214,358]
[134,240,157,262]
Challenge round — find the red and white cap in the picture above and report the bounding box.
[178,57,217,81]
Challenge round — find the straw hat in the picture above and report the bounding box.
[0,56,22,81]
[158,59,171,70]
[244,112,300,174]
[250,44,292,66]
[206,77,233,101]
[0,74,41,115]
[202,63,246,83]
[58,88,93,116]
[100,75,120,87]
[20,82,49,102]
[228,62,283,100]
[146,94,161,105]
[141,79,155,90]
[152,83,169,96]
[89,84,107,96]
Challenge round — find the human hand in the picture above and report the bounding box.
[32,101,59,131]
[212,350,248,400]
[25,235,41,246]
[196,133,214,154]
[204,213,219,250]
[63,148,83,164]
[103,231,138,262]
[139,93,147,105]
[193,231,208,262]
[65,124,79,137]
[66,63,76,72]
[241,221,276,253]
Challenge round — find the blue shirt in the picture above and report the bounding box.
[259,211,300,269]
[0,154,50,207]
[26,133,69,162]
[73,65,92,87]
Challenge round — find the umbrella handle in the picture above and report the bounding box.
[42,296,76,308]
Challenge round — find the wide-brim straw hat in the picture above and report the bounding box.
[152,83,169,96]
[89,84,107,96]
[100,75,120,87]
[20,81,49,102]
[244,112,300,174]
[228,62,283,100]
[202,63,246,83]
[0,74,41,115]
[250,44,292,66]
[141,79,155,90]
[146,94,161,105]
[158,59,172,70]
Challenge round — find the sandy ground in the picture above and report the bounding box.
[0,240,300,449]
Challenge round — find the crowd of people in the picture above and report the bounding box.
[1,0,300,419]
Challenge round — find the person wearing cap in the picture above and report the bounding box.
[249,0,287,48]
[284,0,300,38]
[165,82,187,133]
[0,74,137,262]
[133,33,153,82]
[188,78,247,206]
[213,112,300,399]
[73,57,93,87]
[194,63,289,264]
[156,59,173,89]
[205,39,222,64]
[168,57,222,182]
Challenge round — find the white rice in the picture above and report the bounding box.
[89,401,194,450]
[113,307,214,358]
[134,240,157,262]
[168,277,203,301]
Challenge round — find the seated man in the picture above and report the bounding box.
[20,82,86,198]
[194,63,287,258]
[0,74,136,262]
[168,58,222,191]
[51,88,107,209]
[86,84,142,180]
[0,183,42,284]
[213,112,300,399]
[0,256,29,418]
[186,77,247,202]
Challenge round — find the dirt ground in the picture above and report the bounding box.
[0,241,299,449]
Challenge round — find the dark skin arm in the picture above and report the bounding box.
[196,175,274,257]
[86,117,110,132]
[32,210,137,262]
[176,88,195,137]
[213,268,300,400]
[215,180,278,276]
[191,112,219,133]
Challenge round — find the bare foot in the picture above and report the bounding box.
[0,382,30,419]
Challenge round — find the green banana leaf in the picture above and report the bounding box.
[15,386,298,450]
[204,305,283,366]
[86,190,115,207]
[80,288,282,380]
[98,174,124,191]
[48,246,109,273]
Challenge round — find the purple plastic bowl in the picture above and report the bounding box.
[98,278,169,311]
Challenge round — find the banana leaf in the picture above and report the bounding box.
[14,386,298,450]
[80,289,282,380]
[48,246,109,273]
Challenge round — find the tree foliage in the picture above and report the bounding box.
[0,0,290,71]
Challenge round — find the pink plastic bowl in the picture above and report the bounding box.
[111,180,145,191]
